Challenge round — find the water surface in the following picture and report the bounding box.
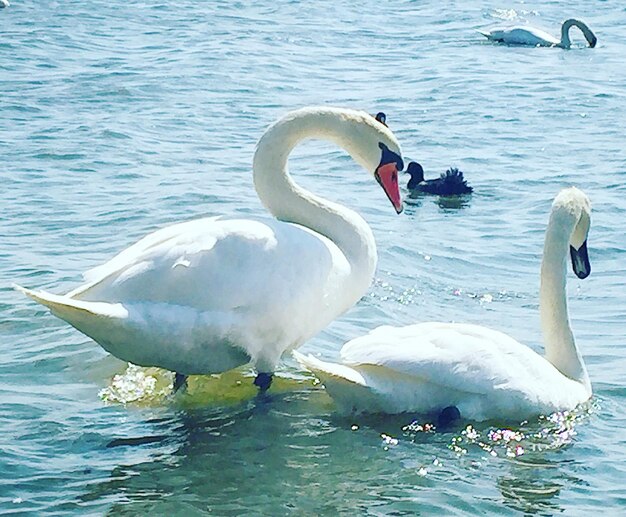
[2,0,626,514]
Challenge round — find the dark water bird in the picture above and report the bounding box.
[374,112,387,126]
[406,162,473,196]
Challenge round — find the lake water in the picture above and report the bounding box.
[2,0,626,514]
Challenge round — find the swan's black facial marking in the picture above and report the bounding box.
[570,240,591,279]
[378,142,404,171]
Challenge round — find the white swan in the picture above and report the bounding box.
[295,187,593,422]
[15,106,404,392]
[478,19,597,49]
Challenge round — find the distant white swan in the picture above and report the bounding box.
[295,187,593,422]
[16,106,404,392]
[478,19,597,49]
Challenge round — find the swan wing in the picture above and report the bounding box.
[79,216,222,284]
[294,350,398,413]
[480,26,559,46]
[296,323,589,418]
[293,350,368,386]
[509,27,559,45]
[71,217,353,317]
[339,322,558,396]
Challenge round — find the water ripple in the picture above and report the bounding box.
[2,0,626,514]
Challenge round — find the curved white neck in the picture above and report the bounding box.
[539,214,590,392]
[252,109,377,287]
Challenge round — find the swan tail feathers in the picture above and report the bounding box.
[13,284,128,328]
[293,351,367,387]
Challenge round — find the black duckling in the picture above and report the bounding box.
[406,162,473,196]
[374,112,387,126]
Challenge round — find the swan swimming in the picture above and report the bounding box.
[16,106,404,392]
[295,187,593,422]
[478,19,597,49]
[406,162,473,196]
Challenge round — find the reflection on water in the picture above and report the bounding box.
[99,363,312,408]
[403,192,472,214]
[81,367,597,514]
[498,473,563,514]
[436,195,472,211]
[80,387,339,514]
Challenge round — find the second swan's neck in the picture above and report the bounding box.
[539,213,590,392]
[252,108,377,285]
[560,19,593,48]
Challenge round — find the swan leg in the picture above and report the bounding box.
[437,406,461,428]
[173,373,188,393]
[253,372,273,392]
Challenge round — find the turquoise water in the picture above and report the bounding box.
[2,0,626,514]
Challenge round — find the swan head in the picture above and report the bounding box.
[552,187,591,279]
[255,107,404,214]
[339,109,403,213]
[367,111,403,212]
[588,33,598,48]
[375,142,404,213]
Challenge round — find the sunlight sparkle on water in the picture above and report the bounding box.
[402,421,435,434]
[447,405,594,460]
[381,433,399,450]
[99,364,172,405]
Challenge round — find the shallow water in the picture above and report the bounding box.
[2,0,626,514]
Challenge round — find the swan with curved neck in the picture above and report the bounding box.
[15,106,404,393]
[295,188,593,421]
[478,19,597,49]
